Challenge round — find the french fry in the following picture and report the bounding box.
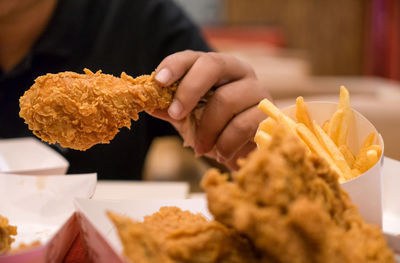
[353,132,381,173]
[369,144,382,158]
[354,145,382,173]
[338,86,350,109]
[258,99,297,131]
[258,118,276,135]
[351,168,361,178]
[296,123,344,181]
[361,132,376,149]
[258,99,282,120]
[296,96,313,131]
[322,120,330,134]
[254,130,272,148]
[312,121,352,180]
[328,109,344,145]
[337,86,352,146]
[339,145,355,168]
[256,87,382,183]
[366,149,379,169]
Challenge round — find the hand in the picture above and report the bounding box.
[151,50,271,170]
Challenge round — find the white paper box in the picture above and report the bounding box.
[0,173,97,263]
[0,137,69,175]
[74,198,210,263]
[282,102,384,226]
[93,181,189,200]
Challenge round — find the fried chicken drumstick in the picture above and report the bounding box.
[19,69,178,150]
[107,207,259,263]
[201,126,395,263]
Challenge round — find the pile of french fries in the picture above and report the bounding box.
[255,86,382,183]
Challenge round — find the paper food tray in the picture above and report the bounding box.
[0,173,97,263]
[0,137,69,175]
[93,181,189,200]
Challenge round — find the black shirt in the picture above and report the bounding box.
[0,0,210,180]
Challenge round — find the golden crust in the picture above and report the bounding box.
[0,215,17,254]
[107,207,260,263]
[202,127,395,263]
[19,69,177,150]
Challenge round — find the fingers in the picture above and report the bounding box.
[155,50,201,86]
[223,141,257,170]
[213,106,265,162]
[154,51,267,170]
[194,78,268,154]
[155,51,255,120]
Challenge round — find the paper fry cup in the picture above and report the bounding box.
[282,102,384,226]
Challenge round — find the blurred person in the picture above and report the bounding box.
[0,0,269,179]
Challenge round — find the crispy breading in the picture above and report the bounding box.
[201,126,395,263]
[19,69,178,150]
[107,207,261,263]
[0,215,17,254]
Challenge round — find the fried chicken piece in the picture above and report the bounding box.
[202,127,395,263]
[107,207,260,263]
[0,215,17,254]
[19,69,178,150]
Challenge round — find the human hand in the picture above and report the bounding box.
[151,50,271,170]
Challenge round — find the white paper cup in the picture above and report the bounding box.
[282,101,384,226]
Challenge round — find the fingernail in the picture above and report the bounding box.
[155,68,172,84]
[168,99,183,120]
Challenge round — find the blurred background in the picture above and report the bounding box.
[144,0,400,188]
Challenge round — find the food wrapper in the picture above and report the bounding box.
[74,198,210,263]
[0,138,69,175]
[0,173,97,263]
[282,102,384,226]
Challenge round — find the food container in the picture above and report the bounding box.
[282,101,384,226]
[0,137,69,175]
[0,173,97,263]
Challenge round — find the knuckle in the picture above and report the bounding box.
[198,52,225,73]
[231,115,256,140]
[205,52,225,67]
[231,118,251,135]
[181,49,196,56]
[243,61,256,77]
[212,88,235,108]
[160,53,179,67]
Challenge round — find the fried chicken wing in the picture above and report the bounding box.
[201,127,395,263]
[0,215,17,254]
[107,207,260,263]
[19,69,178,150]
